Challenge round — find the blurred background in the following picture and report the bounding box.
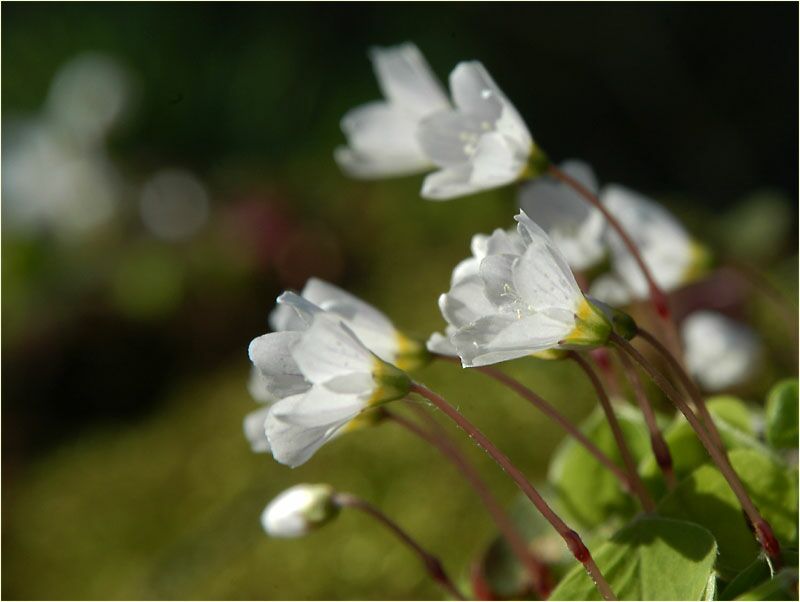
[2,3,797,599]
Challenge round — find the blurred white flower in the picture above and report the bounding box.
[3,120,121,236]
[139,169,210,241]
[417,61,538,200]
[517,160,606,271]
[432,210,611,367]
[335,42,449,178]
[589,185,709,305]
[269,278,429,370]
[2,53,132,238]
[247,302,408,467]
[682,311,760,391]
[261,484,338,538]
[45,53,132,149]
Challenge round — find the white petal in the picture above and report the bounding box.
[517,160,605,270]
[336,102,431,178]
[370,42,449,117]
[417,110,488,168]
[449,61,531,150]
[247,366,276,403]
[243,405,273,453]
[452,312,573,367]
[602,184,693,296]
[301,278,399,363]
[265,396,352,468]
[439,276,496,328]
[512,242,582,312]
[682,311,759,391]
[420,165,476,200]
[291,313,374,387]
[248,332,310,398]
[479,253,520,311]
[426,330,459,356]
[469,132,524,189]
[271,386,366,428]
[269,300,306,332]
[449,61,504,122]
[588,273,633,306]
[274,292,323,328]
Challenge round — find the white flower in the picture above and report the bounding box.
[335,42,449,178]
[517,160,606,271]
[432,210,611,367]
[248,307,409,467]
[417,61,539,200]
[682,311,760,391]
[427,226,524,357]
[589,185,709,305]
[269,277,428,370]
[261,484,338,538]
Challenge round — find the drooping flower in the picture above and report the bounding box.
[589,185,711,305]
[248,301,409,467]
[432,210,612,367]
[517,160,606,271]
[261,484,339,538]
[681,311,760,391]
[269,277,429,370]
[417,61,546,200]
[335,42,450,178]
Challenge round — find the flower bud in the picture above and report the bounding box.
[261,484,338,538]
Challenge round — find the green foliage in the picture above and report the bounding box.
[548,405,650,530]
[765,379,799,450]
[549,517,717,601]
[657,449,798,576]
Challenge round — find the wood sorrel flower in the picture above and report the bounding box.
[589,185,711,305]
[248,301,409,467]
[681,311,760,391]
[335,42,449,178]
[517,160,606,271]
[432,210,612,367]
[417,61,544,200]
[269,278,429,370]
[261,484,339,538]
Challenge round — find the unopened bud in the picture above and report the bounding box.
[261,484,338,538]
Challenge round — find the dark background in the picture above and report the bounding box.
[3,3,797,599]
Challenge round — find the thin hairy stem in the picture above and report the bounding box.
[435,354,634,493]
[570,353,656,512]
[636,327,726,453]
[611,333,782,565]
[386,409,552,597]
[333,492,466,600]
[410,382,617,601]
[615,349,676,489]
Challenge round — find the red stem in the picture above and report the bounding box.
[611,333,782,565]
[615,349,676,489]
[409,382,617,601]
[333,492,466,600]
[570,353,655,512]
[435,354,634,493]
[386,409,552,597]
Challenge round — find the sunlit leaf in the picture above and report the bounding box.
[549,516,717,601]
[765,379,799,450]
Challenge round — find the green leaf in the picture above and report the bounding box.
[765,380,799,450]
[549,516,717,601]
[640,397,765,499]
[658,449,798,576]
[734,569,798,600]
[720,549,798,600]
[548,405,650,529]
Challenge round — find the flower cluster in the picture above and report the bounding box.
[241,41,786,602]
